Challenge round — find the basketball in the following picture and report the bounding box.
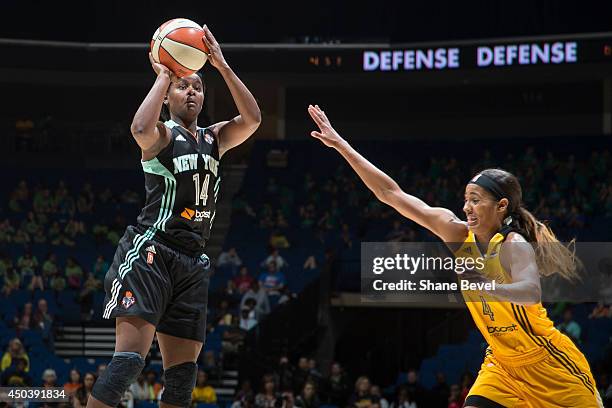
[150,18,209,78]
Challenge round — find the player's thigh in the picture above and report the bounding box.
[466,356,524,408]
[516,346,602,408]
[115,316,157,357]
[156,332,203,369]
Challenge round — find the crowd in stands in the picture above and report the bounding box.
[232,355,612,408]
[234,146,612,250]
[229,358,490,408]
[195,246,301,373]
[0,141,611,407]
[3,179,140,247]
[0,334,223,407]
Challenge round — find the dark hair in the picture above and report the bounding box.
[475,168,579,280]
[75,372,97,405]
[159,71,206,122]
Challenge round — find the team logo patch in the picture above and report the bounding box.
[175,135,187,142]
[204,133,214,144]
[122,291,136,309]
[145,245,156,264]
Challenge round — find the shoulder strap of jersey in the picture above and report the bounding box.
[165,119,180,129]
[498,224,513,240]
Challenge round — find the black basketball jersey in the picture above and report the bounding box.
[137,119,221,254]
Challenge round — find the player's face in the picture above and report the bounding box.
[463,184,503,234]
[167,74,205,121]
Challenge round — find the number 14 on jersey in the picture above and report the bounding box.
[193,173,210,206]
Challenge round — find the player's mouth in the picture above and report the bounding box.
[186,99,197,107]
[467,215,478,226]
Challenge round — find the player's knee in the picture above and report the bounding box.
[160,361,198,407]
[91,351,145,407]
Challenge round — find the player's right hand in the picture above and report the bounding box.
[149,52,176,81]
[308,104,344,148]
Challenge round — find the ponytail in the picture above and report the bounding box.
[474,168,581,282]
[511,207,580,281]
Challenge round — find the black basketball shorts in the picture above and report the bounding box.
[102,225,211,342]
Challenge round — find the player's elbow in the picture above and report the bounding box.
[377,184,402,206]
[246,109,262,131]
[130,122,147,137]
[523,282,542,305]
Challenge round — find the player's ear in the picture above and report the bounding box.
[498,198,509,214]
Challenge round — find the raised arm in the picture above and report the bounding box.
[307,104,467,242]
[202,26,261,157]
[130,53,173,158]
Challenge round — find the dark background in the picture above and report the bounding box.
[2,1,612,43]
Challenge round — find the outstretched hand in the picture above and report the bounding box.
[308,104,344,148]
[202,25,229,70]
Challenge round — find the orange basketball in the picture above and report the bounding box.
[150,18,209,78]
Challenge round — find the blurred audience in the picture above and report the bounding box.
[1,338,30,372]
[192,369,217,404]
[73,372,96,408]
[348,376,379,408]
[64,369,82,396]
[255,375,278,408]
[1,357,32,386]
[295,381,320,408]
[557,306,582,344]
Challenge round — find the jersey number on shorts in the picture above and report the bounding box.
[480,296,495,321]
[193,173,210,206]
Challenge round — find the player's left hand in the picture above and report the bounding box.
[202,25,229,70]
[308,104,345,148]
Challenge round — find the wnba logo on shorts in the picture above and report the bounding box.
[122,291,136,309]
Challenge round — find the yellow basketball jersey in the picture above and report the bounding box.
[455,230,564,365]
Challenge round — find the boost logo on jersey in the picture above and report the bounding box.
[487,324,518,336]
[181,207,211,222]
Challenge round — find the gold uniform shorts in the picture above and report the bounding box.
[465,336,603,407]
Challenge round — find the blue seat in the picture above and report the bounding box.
[9,289,31,306]
[21,330,45,347]
[196,404,218,408]
[135,401,158,408]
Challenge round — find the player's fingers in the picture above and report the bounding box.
[308,106,325,128]
[203,25,217,44]
[148,52,156,65]
[311,131,324,139]
[313,107,330,126]
[202,34,212,49]
[313,104,326,118]
[314,105,330,123]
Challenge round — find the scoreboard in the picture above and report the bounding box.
[294,35,612,73]
[1,33,612,77]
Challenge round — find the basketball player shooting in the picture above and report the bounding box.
[87,26,261,408]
